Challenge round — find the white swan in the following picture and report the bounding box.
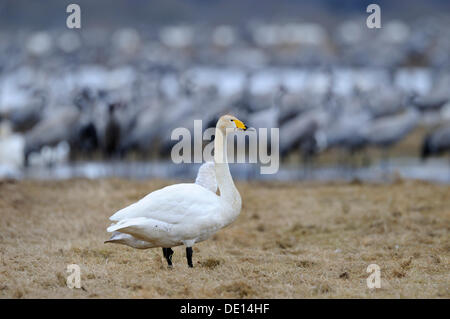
[106,115,246,267]
[105,161,217,249]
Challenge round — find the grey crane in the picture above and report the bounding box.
[319,111,372,156]
[365,108,420,148]
[365,88,406,119]
[103,103,122,158]
[410,92,449,112]
[279,107,329,160]
[3,89,47,132]
[118,102,164,157]
[421,125,450,160]
[364,107,420,166]
[24,106,80,164]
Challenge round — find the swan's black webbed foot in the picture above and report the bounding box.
[162,248,174,267]
[186,247,193,268]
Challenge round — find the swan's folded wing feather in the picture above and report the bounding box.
[105,231,154,249]
[195,162,217,193]
[107,217,171,242]
[109,183,220,224]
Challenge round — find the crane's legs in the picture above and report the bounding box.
[162,248,174,267]
[186,247,193,268]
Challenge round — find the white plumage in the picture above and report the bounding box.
[194,161,217,193]
[105,231,155,249]
[107,183,226,247]
[106,161,218,249]
[105,115,247,267]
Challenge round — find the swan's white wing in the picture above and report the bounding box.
[107,217,173,242]
[108,183,226,246]
[109,183,221,225]
[195,162,217,193]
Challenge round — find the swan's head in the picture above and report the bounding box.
[217,114,247,133]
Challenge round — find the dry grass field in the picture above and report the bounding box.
[0,178,449,298]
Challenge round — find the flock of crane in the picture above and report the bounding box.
[0,19,450,179]
[1,72,449,173]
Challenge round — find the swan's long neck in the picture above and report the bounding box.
[214,127,242,214]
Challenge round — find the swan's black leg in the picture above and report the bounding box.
[167,248,174,266]
[162,248,174,267]
[186,247,193,268]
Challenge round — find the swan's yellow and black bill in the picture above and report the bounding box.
[234,119,247,131]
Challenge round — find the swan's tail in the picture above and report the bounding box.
[107,217,170,244]
[107,217,148,233]
[104,231,126,244]
[104,231,154,249]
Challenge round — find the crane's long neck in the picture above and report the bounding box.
[214,127,242,213]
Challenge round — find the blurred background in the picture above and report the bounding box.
[0,0,450,182]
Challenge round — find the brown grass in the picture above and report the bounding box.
[0,178,449,298]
